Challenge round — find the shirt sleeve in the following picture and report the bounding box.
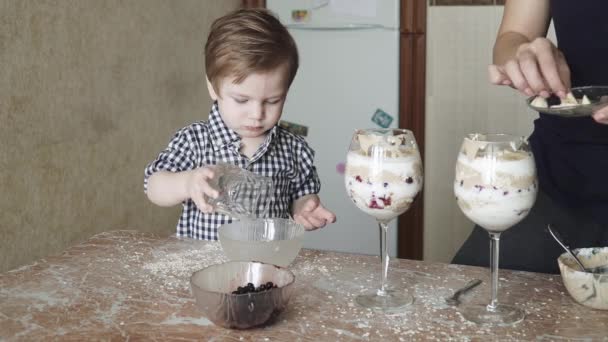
[143,126,199,193]
[290,137,321,201]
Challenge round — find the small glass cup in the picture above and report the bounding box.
[207,163,274,219]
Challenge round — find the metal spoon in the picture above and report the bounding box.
[547,224,608,274]
[445,279,482,306]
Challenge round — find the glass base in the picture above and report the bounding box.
[460,303,524,326]
[355,289,413,312]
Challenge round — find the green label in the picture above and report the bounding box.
[371,108,393,128]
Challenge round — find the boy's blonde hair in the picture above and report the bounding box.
[205,8,299,95]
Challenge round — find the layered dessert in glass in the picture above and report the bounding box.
[345,132,423,222]
[454,135,537,232]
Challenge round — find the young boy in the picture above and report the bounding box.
[144,8,336,240]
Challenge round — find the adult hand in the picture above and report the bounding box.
[292,194,336,231]
[592,105,608,125]
[185,167,219,213]
[488,37,571,99]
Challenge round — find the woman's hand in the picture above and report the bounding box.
[489,37,571,99]
[593,105,608,125]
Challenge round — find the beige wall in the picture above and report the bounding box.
[424,6,556,263]
[0,0,240,272]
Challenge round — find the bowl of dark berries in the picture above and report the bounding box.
[190,261,296,329]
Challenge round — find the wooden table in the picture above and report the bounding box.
[1,230,607,341]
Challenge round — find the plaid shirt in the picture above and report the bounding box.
[144,102,320,240]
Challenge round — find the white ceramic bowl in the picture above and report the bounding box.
[558,247,608,310]
[218,218,304,267]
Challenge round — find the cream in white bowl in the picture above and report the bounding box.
[558,247,608,310]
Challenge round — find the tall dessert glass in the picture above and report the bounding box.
[345,128,423,311]
[454,133,537,325]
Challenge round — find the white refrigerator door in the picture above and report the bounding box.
[267,0,399,29]
[280,27,400,256]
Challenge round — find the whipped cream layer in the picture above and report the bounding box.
[454,149,537,232]
[345,150,422,221]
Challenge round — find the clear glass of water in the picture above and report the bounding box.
[207,163,274,219]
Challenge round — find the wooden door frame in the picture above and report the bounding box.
[242,0,427,260]
[397,0,426,260]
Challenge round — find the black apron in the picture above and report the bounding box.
[452,1,608,273]
[530,0,608,224]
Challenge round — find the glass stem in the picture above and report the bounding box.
[487,232,501,311]
[377,220,389,296]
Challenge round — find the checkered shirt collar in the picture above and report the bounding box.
[208,102,241,149]
[207,101,278,158]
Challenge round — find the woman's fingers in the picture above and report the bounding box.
[488,65,513,86]
[555,50,572,93]
[491,39,570,99]
[503,59,533,96]
[518,49,548,97]
[488,64,507,85]
[592,105,608,125]
[534,47,568,97]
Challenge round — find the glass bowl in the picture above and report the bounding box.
[526,86,608,117]
[190,261,296,329]
[218,218,305,267]
[558,247,608,310]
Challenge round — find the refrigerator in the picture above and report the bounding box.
[267,0,401,256]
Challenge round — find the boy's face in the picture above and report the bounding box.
[208,64,289,140]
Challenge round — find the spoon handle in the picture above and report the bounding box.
[446,279,482,305]
[547,224,587,272]
[454,279,482,297]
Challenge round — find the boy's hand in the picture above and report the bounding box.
[292,194,336,231]
[185,167,219,213]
